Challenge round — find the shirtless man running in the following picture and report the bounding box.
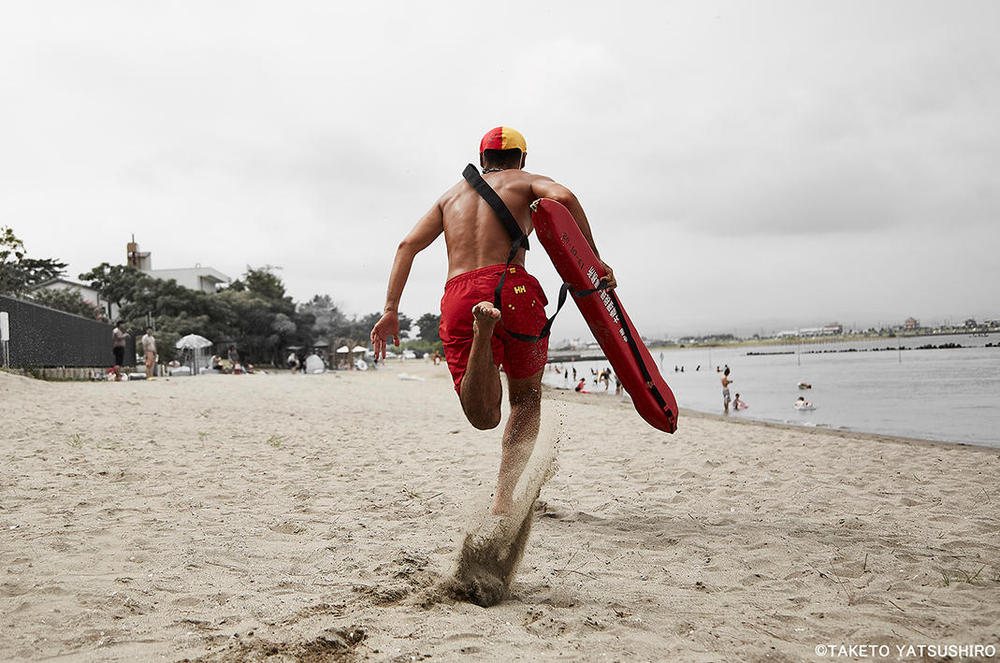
[370,127,615,514]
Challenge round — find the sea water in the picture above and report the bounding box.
[543,334,1000,448]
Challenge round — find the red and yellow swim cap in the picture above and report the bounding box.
[479,126,527,154]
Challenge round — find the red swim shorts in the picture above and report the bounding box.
[439,264,549,393]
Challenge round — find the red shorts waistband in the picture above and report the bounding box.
[445,263,530,288]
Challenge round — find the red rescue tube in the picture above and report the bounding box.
[531,199,678,433]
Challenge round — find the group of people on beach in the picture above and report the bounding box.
[721,363,816,413]
[548,363,622,395]
[110,321,158,381]
[110,321,252,379]
[721,365,744,414]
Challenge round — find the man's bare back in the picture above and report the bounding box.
[438,169,568,280]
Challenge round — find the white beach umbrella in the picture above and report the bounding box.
[352,345,367,353]
[175,334,213,350]
[335,345,350,354]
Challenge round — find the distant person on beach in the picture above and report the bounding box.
[227,345,240,373]
[371,126,614,515]
[733,393,746,411]
[111,321,129,380]
[575,378,586,392]
[140,327,157,379]
[721,367,733,413]
[287,351,300,373]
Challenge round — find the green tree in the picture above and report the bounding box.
[298,294,348,339]
[0,226,67,296]
[397,313,413,340]
[79,263,152,318]
[244,266,287,301]
[416,312,441,343]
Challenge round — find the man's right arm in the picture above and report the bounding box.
[370,202,445,359]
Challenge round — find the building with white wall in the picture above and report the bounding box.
[142,266,230,294]
[27,277,120,318]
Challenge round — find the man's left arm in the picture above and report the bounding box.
[531,178,616,289]
[370,203,445,359]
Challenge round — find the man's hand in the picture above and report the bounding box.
[600,260,617,290]
[370,310,400,360]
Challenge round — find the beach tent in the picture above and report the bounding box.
[304,354,325,374]
[336,345,350,354]
[352,345,367,353]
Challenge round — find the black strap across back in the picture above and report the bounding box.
[461,164,606,343]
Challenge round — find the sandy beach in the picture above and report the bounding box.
[2,361,998,662]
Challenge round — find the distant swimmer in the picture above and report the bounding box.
[721,367,734,414]
[371,126,615,515]
[733,393,748,411]
[795,396,815,410]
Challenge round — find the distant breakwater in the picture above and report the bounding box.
[745,342,991,357]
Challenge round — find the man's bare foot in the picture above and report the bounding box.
[472,301,501,336]
[490,492,513,515]
[491,500,512,515]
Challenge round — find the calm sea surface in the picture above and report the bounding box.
[543,334,1000,448]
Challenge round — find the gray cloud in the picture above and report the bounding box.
[1,1,998,339]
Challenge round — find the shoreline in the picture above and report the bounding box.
[541,384,999,453]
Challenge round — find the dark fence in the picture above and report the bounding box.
[0,295,136,368]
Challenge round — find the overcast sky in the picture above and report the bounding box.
[3,1,998,340]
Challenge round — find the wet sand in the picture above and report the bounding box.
[1,363,998,662]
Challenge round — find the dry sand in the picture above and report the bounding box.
[1,362,998,662]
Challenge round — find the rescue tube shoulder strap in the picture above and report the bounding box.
[462,164,529,251]
[461,164,607,344]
